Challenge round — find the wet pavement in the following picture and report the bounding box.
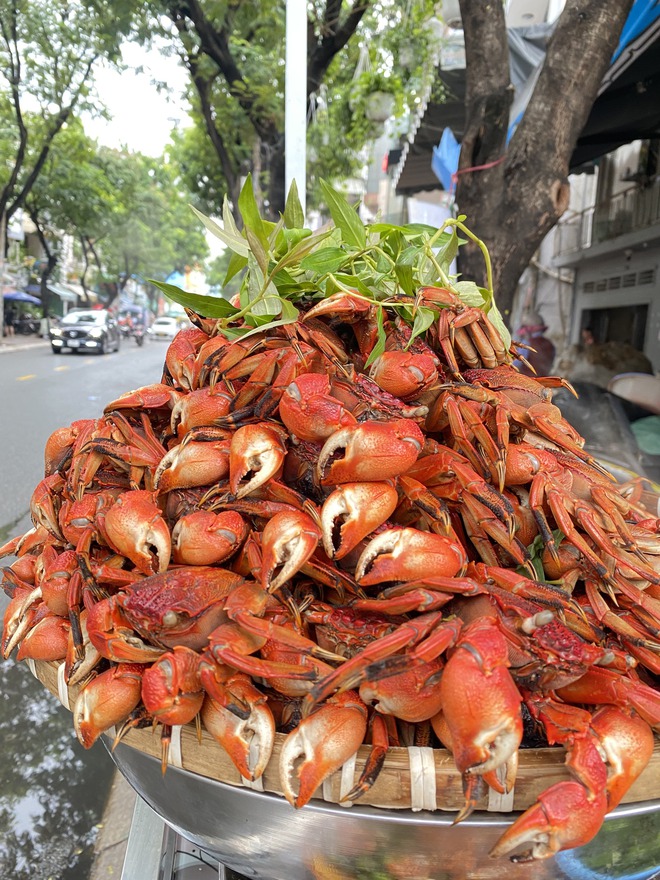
[0,334,147,878]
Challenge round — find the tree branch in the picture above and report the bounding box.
[166,0,280,143]
[308,0,370,94]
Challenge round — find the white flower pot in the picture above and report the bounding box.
[365,91,396,123]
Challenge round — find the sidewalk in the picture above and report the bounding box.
[89,770,137,880]
[0,333,50,354]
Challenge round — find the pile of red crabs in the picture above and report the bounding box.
[2,286,660,863]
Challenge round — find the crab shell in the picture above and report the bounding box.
[119,566,244,651]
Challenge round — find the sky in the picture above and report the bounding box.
[83,41,226,260]
[83,41,191,157]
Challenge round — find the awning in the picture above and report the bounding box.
[394,0,660,195]
[66,281,98,303]
[46,282,79,303]
[4,290,41,304]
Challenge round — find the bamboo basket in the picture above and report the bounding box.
[27,658,660,814]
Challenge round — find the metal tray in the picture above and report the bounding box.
[107,739,660,880]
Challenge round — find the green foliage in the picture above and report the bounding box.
[0,0,140,216]
[161,177,510,352]
[148,0,441,214]
[94,150,209,291]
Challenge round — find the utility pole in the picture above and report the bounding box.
[285,0,307,218]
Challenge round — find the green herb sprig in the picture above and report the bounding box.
[151,177,511,353]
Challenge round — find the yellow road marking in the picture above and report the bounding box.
[17,374,36,381]
[54,365,70,372]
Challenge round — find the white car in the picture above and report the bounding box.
[149,316,181,340]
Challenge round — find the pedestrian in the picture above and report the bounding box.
[580,326,595,348]
[512,311,556,377]
[39,311,53,338]
[4,306,15,337]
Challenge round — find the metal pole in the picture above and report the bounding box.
[285,0,307,218]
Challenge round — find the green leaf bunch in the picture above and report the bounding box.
[154,176,511,351]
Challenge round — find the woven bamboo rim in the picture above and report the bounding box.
[28,658,660,813]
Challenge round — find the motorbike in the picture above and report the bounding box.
[132,324,145,346]
[15,317,40,335]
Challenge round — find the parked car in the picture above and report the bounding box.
[149,316,181,341]
[49,309,121,355]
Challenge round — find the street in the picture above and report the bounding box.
[0,338,168,544]
[0,337,170,879]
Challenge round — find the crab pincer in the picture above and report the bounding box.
[103,489,171,576]
[229,423,288,498]
[260,509,321,592]
[320,482,399,560]
[73,662,146,748]
[199,663,276,781]
[318,419,424,485]
[141,645,205,727]
[439,617,523,820]
[278,373,357,442]
[279,690,368,808]
[490,780,608,862]
[355,527,468,585]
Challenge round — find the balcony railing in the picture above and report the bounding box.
[554,176,660,257]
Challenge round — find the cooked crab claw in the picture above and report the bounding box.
[589,705,655,809]
[2,586,43,658]
[104,383,183,415]
[439,618,523,802]
[201,687,275,782]
[73,663,146,748]
[369,350,439,400]
[141,645,205,726]
[489,782,608,862]
[279,690,368,808]
[170,385,233,438]
[260,510,321,592]
[16,614,70,662]
[355,527,467,585]
[172,510,248,566]
[318,419,424,485]
[229,423,288,499]
[85,597,166,663]
[278,373,357,443]
[103,490,171,575]
[320,482,399,560]
[154,438,230,493]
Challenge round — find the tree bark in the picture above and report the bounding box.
[28,208,57,317]
[455,0,634,325]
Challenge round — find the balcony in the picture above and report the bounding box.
[554,176,660,259]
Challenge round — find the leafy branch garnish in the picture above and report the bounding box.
[151,176,510,351]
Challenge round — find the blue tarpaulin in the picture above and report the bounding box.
[432,128,461,191]
[612,0,660,62]
[4,290,41,304]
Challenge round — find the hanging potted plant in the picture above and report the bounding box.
[349,70,402,124]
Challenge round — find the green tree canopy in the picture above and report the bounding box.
[152,0,440,217]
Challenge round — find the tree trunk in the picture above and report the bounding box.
[455,0,634,325]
